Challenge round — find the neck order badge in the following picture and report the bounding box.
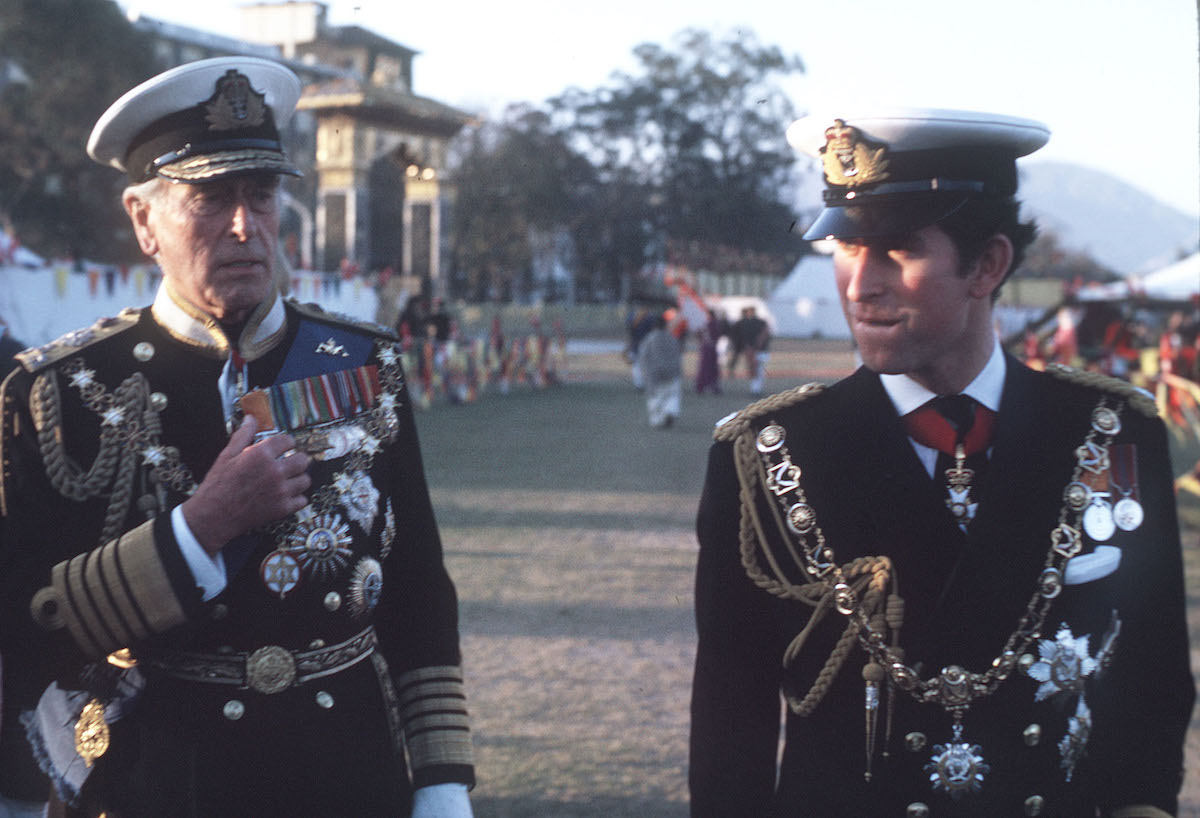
[747,397,1125,799]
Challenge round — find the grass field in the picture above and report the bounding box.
[413,338,1200,817]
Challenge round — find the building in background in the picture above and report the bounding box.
[129,1,471,298]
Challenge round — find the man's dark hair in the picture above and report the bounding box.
[938,196,1038,299]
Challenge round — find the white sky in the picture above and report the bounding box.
[125,0,1200,218]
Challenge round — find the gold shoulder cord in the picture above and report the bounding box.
[33,359,186,547]
[725,384,902,777]
[728,384,1126,793]
[1045,363,1157,417]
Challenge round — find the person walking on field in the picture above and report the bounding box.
[638,313,683,428]
[730,306,771,395]
[695,309,725,395]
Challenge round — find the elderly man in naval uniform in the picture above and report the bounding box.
[689,108,1194,817]
[0,57,474,817]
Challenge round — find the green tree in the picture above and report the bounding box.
[0,0,157,261]
[448,103,601,301]
[551,28,807,275]
[1018,229,1120,284]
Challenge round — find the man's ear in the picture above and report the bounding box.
[967,234,1013,300]
[123,188,159,258]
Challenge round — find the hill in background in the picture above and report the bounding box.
[1019,161,1198,275]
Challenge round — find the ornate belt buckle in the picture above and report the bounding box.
[245,645,297,694]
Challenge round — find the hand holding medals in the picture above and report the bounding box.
[181,415,313,555]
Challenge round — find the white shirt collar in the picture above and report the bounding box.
[880,335,1007,417]
[150,280,286,361]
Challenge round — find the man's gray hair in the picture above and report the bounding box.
[123,175,169,205]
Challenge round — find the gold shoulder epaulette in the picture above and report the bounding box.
[1044,363,1158,418]
[14,309,142,374]
[288,298,398,341]
[714,383,827,443]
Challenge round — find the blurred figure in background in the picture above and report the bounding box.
[638,312,683,428]
[695,309,724,395]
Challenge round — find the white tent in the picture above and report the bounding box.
[1077,252,1199,303]
[766,245,850,339]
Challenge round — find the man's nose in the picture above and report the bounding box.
[841,246,887,302]
[230,200,255,242]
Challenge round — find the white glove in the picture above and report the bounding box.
[410,783,473,818]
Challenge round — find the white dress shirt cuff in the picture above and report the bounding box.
[171,505,227,601]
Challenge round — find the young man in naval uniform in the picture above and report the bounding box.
[689,109,1194,817]
[0,57,474,817]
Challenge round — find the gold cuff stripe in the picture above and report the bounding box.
[51,521,187,657]
[83,542,137,646]
[109,523,188,637]
[404,712,472,733]
[398,680,467,706]
[59,550,128,656]
[1112,807,1174,818]
[400,696,469,723]
[100,537,153,641]
[396,664,464,687]
[394,665,474,770]
[396,670,464,703]
[403,725,474,769]
[52,556,102,657]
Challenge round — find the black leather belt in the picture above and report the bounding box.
[148,626,377,695]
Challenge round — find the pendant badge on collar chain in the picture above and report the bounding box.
[746,397,1124,799]
[944,444,978,526]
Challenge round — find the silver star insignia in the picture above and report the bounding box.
[332,471,355,495]
[142,445,167,465]
[377,346,400,366]
[69,368,96,388]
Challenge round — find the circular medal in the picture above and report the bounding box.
[756,424,785,453]
[1090,406,1121,436]
[335,471,380,533]
[1037,568,1063,599]
[1062,482,1091,511]
[1082,499,1115,542]
[348,557,384,619]
[924,742,989,796]
[1112,497,1144,531]
[286,513,353,580]
[786,502,816,535]
[260,549,301,598]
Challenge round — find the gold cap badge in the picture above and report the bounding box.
[205,70,267,132]
[820,119,890,188]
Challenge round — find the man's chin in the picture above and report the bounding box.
[206,286,271,324]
